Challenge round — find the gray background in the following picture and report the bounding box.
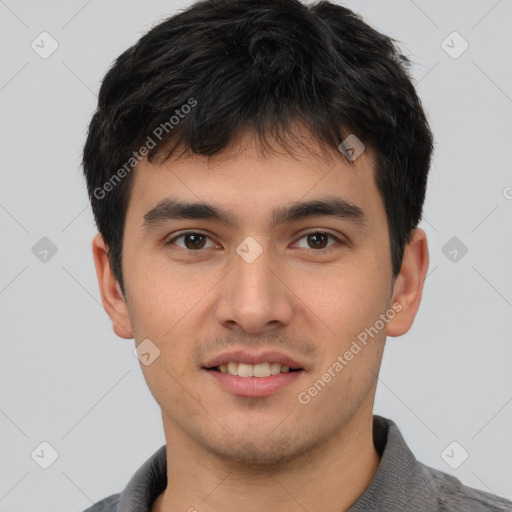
[1,0,511,510]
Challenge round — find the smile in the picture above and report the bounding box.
[208,361,302,378]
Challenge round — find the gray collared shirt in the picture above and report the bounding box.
[83,416,512,511]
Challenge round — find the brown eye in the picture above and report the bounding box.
[166,232,216,250]
[294,232,340,251]
[307,233,329,249]
[183,234,207,249]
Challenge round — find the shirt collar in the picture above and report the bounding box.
[347,415,437,511]
[116,415,437,511]
[117,444,167,511]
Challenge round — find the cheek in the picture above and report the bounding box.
[295,260,390,334]
[125,252,204,332]
[125,255,215,376]
[138,357,189,423]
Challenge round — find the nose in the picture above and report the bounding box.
[214,239,294,334]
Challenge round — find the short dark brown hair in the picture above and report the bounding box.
[83,0,434,295]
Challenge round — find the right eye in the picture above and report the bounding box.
[164,232,219,251]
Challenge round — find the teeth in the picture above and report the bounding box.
[238,363,254,377]
[270,362,282,375]
[216,362,297,377]
[253,363,271,377]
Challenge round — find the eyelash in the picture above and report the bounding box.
[164,231,344,253]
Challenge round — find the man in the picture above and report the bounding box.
[82,0,512,510]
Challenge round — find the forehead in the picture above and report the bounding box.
[125,131,384,229]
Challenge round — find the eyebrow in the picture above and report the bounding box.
[142,196,367,232]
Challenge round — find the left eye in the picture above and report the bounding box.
[294,232,340,250]
[166,231,340,251]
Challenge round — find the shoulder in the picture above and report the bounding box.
[81,493,121,512]
[420,462,512,512]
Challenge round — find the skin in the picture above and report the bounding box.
[92,127,429,512]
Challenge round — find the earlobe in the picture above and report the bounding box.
[386,228,429,338]
[91,233,134,339]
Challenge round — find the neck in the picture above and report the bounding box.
[153,409,380,512]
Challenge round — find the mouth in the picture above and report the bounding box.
[201,350,308,397]
[201,353,307,397]
[204,362,303,377]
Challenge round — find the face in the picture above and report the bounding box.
[94,130,426,466]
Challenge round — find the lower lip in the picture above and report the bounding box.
[203,369,304,397]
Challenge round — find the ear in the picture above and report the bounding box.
[92,233,134,339]
[386,228,429,337]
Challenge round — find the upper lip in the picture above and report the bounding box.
[202,349,307,370]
